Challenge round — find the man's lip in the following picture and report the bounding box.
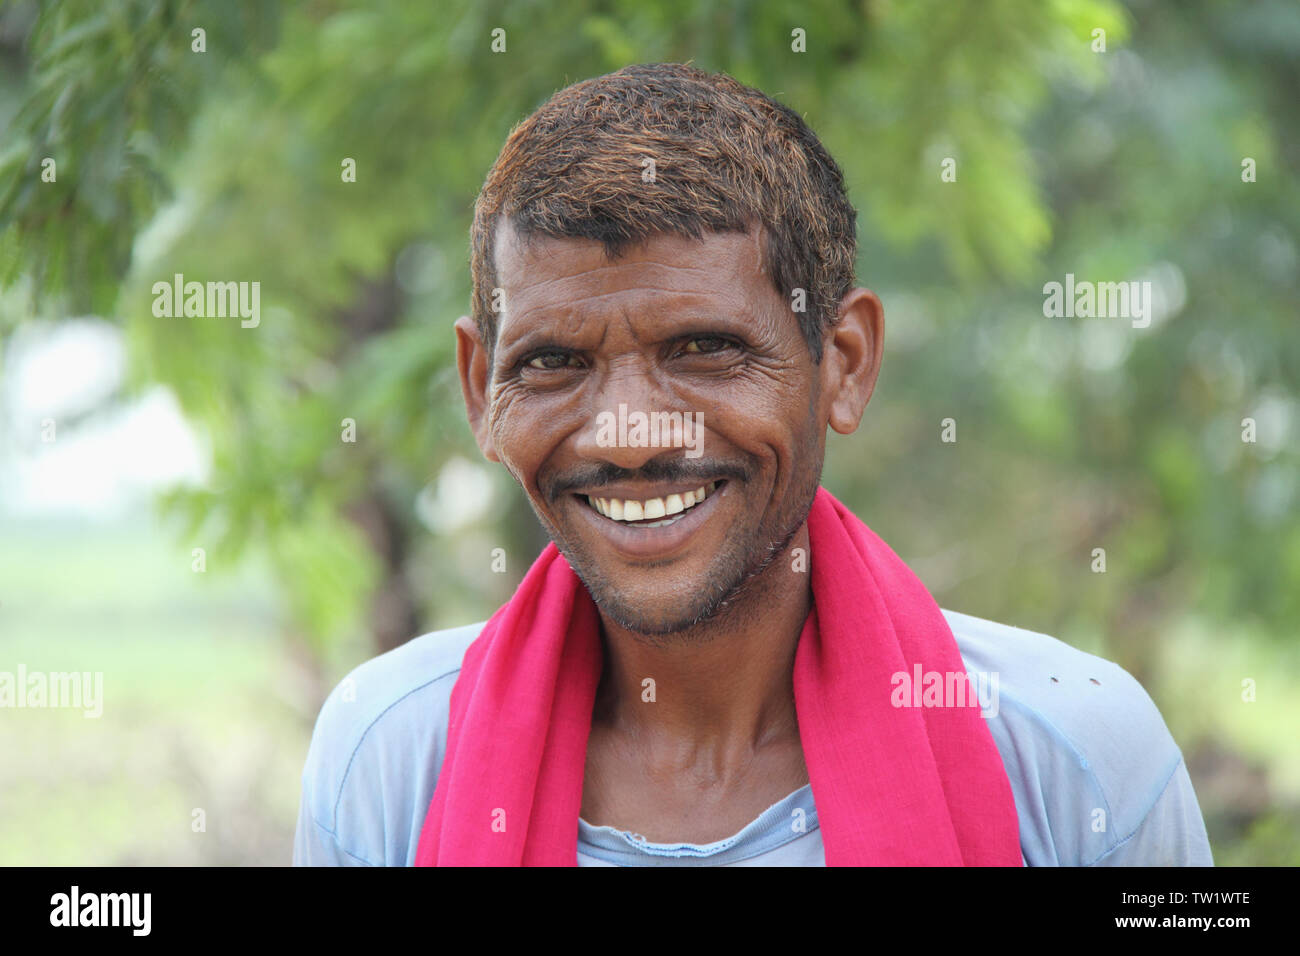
[569,479,729,559]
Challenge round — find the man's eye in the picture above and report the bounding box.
[526,351,579,370]
[681,336,732,355]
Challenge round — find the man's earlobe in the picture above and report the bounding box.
[454,315,500,462]
[825,288,885,435]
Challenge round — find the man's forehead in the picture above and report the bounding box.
[493,220,767,298]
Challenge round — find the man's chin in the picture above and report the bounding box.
[589,594,724,639]
[579,559,762,639]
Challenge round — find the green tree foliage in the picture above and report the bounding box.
[1,0,1295,677]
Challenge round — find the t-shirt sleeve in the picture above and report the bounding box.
[291,677,386,867]
[288,626,477,866]
[290,663,398,867]
[1086,757,1214,866]
[945,608,1217,867]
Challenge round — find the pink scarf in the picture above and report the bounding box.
[415,486,1022,865]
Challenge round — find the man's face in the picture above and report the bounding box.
[476,223,829,637]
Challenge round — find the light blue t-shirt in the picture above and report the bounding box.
[293,608,1214,866]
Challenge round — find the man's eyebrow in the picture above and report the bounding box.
[495,327,589,362]
[497,308,757,355]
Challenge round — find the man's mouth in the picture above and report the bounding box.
[581,480,722,529]
[566,477,731,560]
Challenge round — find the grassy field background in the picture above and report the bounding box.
[0,514,344,865]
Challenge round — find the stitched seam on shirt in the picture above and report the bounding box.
[1081,756,1185,867]
[721,822,821,865]
[309,814,379,866]
[957,631,1193,867]
[980,686,1116,826]
[578,821,821,867]
[968,666,1138,859]
[328,666,463,831]
[992,680,1186,865]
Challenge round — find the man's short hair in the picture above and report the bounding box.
[469,62,858,364]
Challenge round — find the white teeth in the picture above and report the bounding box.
[585,481,723,524]
[639,512,689,529]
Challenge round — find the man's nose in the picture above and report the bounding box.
[571,361,680,469]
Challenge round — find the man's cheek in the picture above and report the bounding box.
[486,422,530,491]
[488,399,527,454]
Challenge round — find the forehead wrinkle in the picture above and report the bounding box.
[500,304,604,344]
[503,258,722,305]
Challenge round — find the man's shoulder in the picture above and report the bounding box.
[311,620,483,749]
[941,607,1200,864]
[942,607,1170,737]
[296,621,484,863]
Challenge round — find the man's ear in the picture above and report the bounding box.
[821,288,884,435]
[454,315,499,462]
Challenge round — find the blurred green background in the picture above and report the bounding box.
[0,0,1296,864]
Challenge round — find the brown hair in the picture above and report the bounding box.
[469,62,857,363]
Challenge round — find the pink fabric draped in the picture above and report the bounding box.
[415,486,1022,865]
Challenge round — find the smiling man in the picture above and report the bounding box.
[294,63,1213,867]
